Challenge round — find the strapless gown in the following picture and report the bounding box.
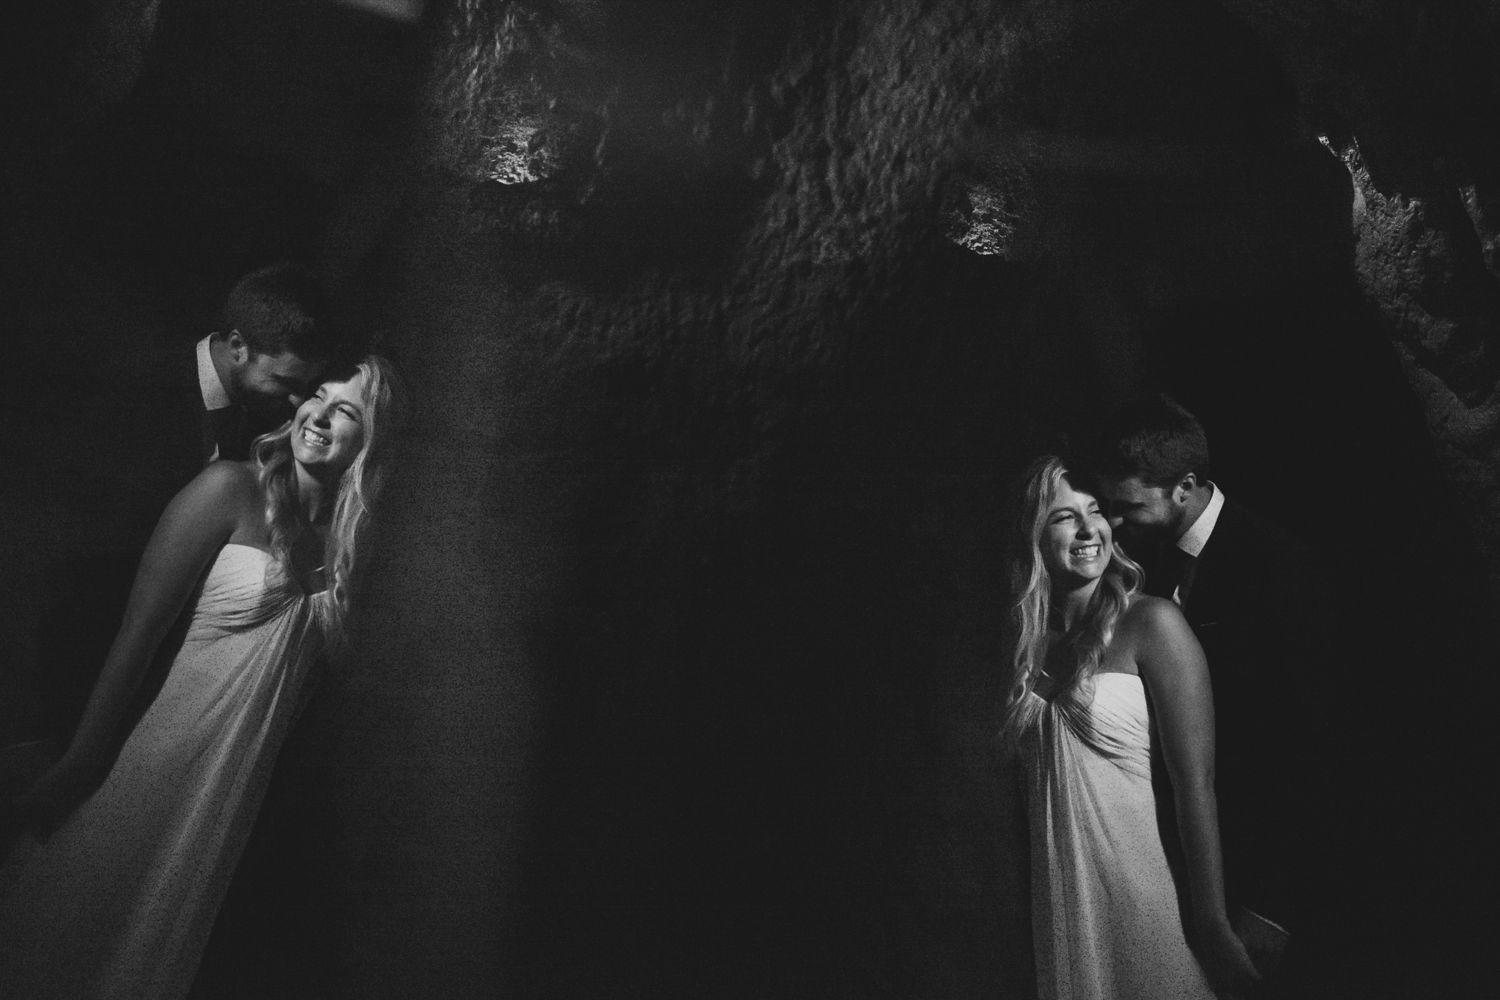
[0,544,326,1000]
[1019,672,1215,1000]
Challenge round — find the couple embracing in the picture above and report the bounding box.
[1,263,406,1000]
[1004,395,1326,1000]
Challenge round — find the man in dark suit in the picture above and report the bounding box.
[127,261,335,560]
[1087,394,1332,996]
[189,261,333,461]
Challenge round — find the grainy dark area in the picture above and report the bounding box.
[2,1,1496,997]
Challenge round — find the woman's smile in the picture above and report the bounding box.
[1044,480,1112,583]
[290,374,367,473]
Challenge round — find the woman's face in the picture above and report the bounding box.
[1040,478,1113,586]
[290,371,368,475]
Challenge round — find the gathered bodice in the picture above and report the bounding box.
[184,544,325,639]
[1024,672,1152,778]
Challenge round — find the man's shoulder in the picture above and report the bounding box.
[1201,497,1325,612]
[134,339,208,415]
[1209,498,1310,561]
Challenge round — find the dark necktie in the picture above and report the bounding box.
[1138,539,1177,599]
[1167,545,1199,609]
[203,406,242,463]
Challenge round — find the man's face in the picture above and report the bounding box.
[1099,474,1182,545]
[229,348,324,412]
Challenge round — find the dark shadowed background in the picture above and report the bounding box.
[2,1,1497,997]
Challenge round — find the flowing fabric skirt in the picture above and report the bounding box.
[1020,673,1216,1000]
[0,545,323,1000]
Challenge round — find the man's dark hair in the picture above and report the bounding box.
[1092,393,1210,488]
[220,261,331,360]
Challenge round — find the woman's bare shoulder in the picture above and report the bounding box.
[1118,595,1204,677]
[1119,594,1185,633]
[160,461,260,532]
[1115,595,1194,654]
[182,460,258,503]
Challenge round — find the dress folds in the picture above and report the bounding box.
[0,544,325,1000]
[1019,672,1215,1000]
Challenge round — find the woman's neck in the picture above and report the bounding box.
[1050,578,1101,633]
[294,463,338,525]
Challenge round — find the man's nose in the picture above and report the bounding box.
[1108,514,1124,529]
[287,392,306,407]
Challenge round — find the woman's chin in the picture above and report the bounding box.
[292,449,346,477]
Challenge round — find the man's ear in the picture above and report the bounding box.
[226,330,249,364]
[1175,471,1199,502]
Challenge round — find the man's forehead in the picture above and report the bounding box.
[258,351,323,376]
[1101,475,1158,498]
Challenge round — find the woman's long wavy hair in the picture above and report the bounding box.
[252,354,405,643]
[1000,455,1142,742]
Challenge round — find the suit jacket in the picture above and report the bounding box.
[1140,498,1331,933]
[125,344,292,554]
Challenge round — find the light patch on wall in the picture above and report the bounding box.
[1317,133,1372,223]
[329,0,424,22]
[482,118,548,185]
[942,164,1034,259]
[946,182,1018,256]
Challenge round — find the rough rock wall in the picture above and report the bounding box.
[313,3,1494,997]
[326,4,1046,996]
[1217,0,1500,602]
[198,1,1493,996]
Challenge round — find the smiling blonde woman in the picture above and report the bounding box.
[1001,454,1257,1000]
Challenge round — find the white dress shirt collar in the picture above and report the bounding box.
[197,335,233,411]
[1176,481,1224,558]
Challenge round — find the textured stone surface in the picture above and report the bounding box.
[351,3,1496,995]
[1216,0,1500,601]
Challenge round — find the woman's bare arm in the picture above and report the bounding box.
[13,462,252,829]
[1131,596,1259,991]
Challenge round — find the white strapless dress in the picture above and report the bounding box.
[1019,672,1216,1000]
[0,544,325,1000]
